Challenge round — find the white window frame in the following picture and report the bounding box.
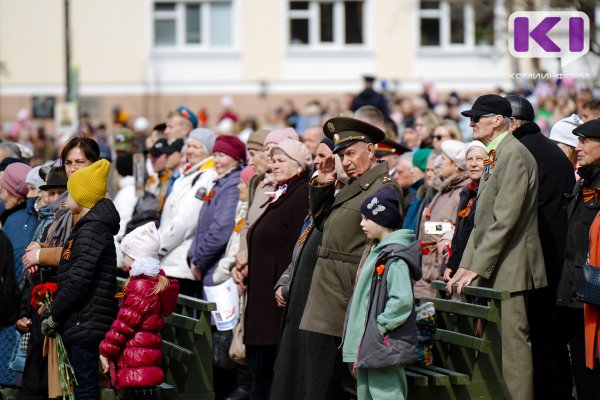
[286,0,370,51]
[417,0,498,52]
[151,0,237,53]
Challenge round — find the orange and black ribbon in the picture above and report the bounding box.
[583,188,600,203]
[233,218,245,233]
[457,198,476,218]
[483,149,496,168]
[201,189,216,202]
[298,224,313,244]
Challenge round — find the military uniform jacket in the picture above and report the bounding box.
[459,134,547,293]
[300,162,400,337]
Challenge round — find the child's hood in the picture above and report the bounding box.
[376,229,423,282]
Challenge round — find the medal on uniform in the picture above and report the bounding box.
[483,164,491,181]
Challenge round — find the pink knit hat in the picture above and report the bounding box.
[240,165,256,185]
[264,128,299,146]
[0,162,32,199]
[272,139,313,171]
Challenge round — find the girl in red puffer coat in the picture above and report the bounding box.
[99,222,179,400]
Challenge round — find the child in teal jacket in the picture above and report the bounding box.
[342,187,422,400]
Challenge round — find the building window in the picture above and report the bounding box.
[153,1,233,48]
[419,0,495,49]
[288,0,365,48]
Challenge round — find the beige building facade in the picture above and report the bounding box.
[0,0,597,127]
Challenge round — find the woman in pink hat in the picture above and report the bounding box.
[244,139,312,398]
[0,161,39,387]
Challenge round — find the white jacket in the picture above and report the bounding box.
[113,176,137,268]
[113,176,137,241]
[159,157,217,280]
[212,200,248,285]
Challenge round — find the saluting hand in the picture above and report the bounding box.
[317,155,336,186]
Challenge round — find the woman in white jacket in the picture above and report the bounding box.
[159,128,217,295]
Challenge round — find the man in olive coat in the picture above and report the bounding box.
[300,116,401,395]
[448,95,547,400]
[301,117,400,338]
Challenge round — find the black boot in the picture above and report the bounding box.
[224,386,250,400]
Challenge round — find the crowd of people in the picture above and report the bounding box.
[1,76,600,400]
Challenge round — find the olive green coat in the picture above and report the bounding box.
[460,134,547,292]
[300,162,401,337]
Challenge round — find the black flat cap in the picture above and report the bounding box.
[461,94,512,118]
[505,95,535,121]
[323,117,385,154]
[573,119,600,138]
[149,139,170,157]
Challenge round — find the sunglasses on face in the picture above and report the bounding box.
[470,114,497,123]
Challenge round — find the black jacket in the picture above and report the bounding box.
[447,181,479,273]
[557,163,600,308]
[350,89,389,118]
[52,199,120,345]
[513,122,576,291]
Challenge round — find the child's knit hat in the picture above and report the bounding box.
[360,186,402,229]
[120,222,161,261]
[67,159,110,208]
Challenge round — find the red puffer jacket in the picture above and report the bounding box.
[99,272,179,389]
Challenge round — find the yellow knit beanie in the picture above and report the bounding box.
[67,159,110,208]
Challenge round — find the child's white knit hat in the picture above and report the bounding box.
[120,222,161,261]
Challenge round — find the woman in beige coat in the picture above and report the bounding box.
[415,140,468,299]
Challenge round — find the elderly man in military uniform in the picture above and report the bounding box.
[447,95,547,400]
[300,116,401,392]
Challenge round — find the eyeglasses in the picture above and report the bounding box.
[470,114,497,123]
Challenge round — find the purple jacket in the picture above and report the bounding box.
[188,167,241,287]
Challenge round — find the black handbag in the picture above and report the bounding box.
[578,263,600,306]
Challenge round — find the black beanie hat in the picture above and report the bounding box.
[360,186,402,229]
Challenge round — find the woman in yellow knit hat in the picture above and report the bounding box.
[40,159,121,400]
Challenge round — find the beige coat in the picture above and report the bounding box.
[415,173,469,299]
[300,162,401,337]
[460,134,547,292]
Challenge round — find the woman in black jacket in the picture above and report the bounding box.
[41,160,120,400]
[445,141,486,279]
